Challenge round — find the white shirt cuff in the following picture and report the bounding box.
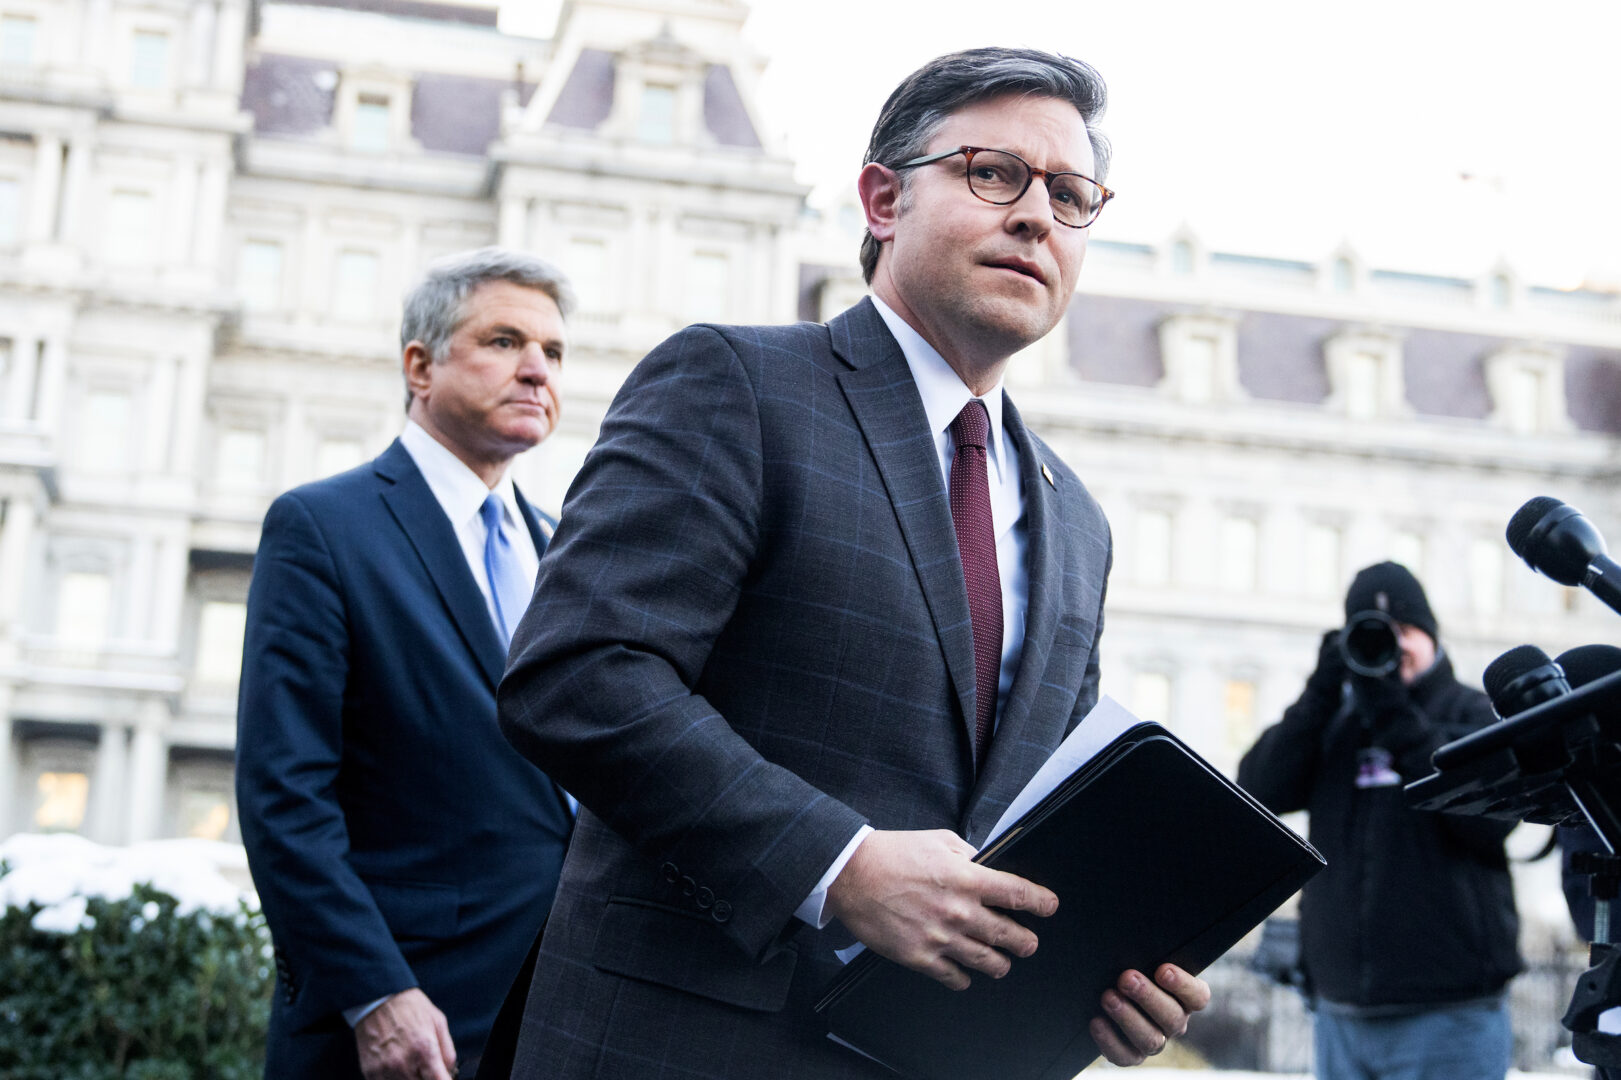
[794,825,874,929]
[343,994,391,1028]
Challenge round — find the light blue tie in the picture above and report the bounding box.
[479,493,532,648]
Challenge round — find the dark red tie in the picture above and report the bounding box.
[949,399,1002,767]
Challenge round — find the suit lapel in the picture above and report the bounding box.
[831,300,978,747]
[513,484,555,555]
[375,440,507,687]
[968,398,1067,823]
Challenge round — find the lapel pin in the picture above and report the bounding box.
[1041,463,1055,489]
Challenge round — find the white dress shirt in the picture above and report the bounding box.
[343,420,542,1027]
[795,296,1032,929]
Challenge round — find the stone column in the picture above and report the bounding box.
[498,195,527,249]
[55,137,91,250]
[186,0,218,88]
[4,333,38,422]
[0,682,16,839]
[212,0,248,94]
[166,160,201,269]
[33,333,69,431]
[143,354,178,474]
[191,161,228,272]
[146,533,187,652]
[125,702,169,842]
[0,496,39,637]
[90,722,129,844]
[27,135,62,245]
[168,351,208,480]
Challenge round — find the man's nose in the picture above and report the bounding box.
[517,342,551,381]
[1005,178,1055,237]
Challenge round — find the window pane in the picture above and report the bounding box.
[129,30,169,88]
[0,177,19,247]
[351,94,391,152]
[1391,532,1425,579]
[0,15,37,68]
[106,191,155,265]
[1179,336,1218,402]
[1345,351,1381,419]
[34,771,89,831]
[685,251,730,324]
[58,572,112,647]
[238,240,284,312]
[638,84,677,144]
[563,237,607,314]
[1501,367,1541,434]
[1303,523,1342,598]
[215,429,265,488]
[1132,672,1172,728]
[1134,509,1172,586]
[1468,539,1504,616]
[1219,517,1258,592]
[1224,679,1257,748]
[314,439,365,478]
[333,250,378,320]
[195,600,246,684]
[79,391,131,471]
[178,788,233,841]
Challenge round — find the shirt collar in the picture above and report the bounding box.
[870,295,1007,473]
[400,419,521,530]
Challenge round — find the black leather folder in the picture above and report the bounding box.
[814,721,1323,1080]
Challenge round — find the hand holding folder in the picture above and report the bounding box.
[815,697,1324,1080]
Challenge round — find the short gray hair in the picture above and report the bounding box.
[400,246,577,409]
[859,48,1111,284]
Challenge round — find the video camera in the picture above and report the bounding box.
[1407,496,1621,1068]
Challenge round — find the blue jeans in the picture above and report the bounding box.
[1313,998,1512,1080]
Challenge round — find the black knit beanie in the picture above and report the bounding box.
[1344,561,1438,641]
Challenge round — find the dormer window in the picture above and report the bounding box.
[1485,344,1567,434]
[1158,313,1241,404]
[0,14,36,68]
[638,84,677,144]
[129,29,170,89]
[1324,329,1406,420]
[352,94,392,152]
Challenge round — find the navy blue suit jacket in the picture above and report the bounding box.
[498,300,1112,1079]
[237,439,572,1076]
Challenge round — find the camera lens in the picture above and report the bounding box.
[1340,611,1401,678]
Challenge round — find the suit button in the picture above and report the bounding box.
[711,900,732,923]
[695,886,714,910]
[680,875,697,897]
[661,862,680,883]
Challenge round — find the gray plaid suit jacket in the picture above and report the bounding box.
[497,298,1113,1080]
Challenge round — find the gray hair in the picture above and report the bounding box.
[859,48,1111,284]
[400,246,577,409]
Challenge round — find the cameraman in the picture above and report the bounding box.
[1238,561,1522,1080]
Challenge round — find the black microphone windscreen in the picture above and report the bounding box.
[1484,644,1554,703]
[1554,644,1621,688]
[1507,497,1565,559]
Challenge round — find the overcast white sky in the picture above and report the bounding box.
[505,0,1621,290]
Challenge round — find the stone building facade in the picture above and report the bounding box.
[0,0,1617,854]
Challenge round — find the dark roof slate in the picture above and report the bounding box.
[546,48,616,130]
[703,64,759,148]
[242,54,336,136]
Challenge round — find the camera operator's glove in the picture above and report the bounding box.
[1304,629,1347,703]
[1350,669,1409,723]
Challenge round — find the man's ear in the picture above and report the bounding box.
[403,341,434,405]
[857,162,902,244]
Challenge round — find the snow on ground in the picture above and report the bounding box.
[0,831,256,933]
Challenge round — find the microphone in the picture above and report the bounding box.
[1507,497,1621,617]
[1558,645,1621,690]
[1484,645,1572,719]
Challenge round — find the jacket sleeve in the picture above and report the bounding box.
[498,326,868,962]
[1376,686,1517,857]
[235,492,416,1021]
[1237,684,1337,815]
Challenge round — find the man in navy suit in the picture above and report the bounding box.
[497,49,1209,1079]
[237,248,575,1079]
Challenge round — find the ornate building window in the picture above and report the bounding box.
[1157,313,1241,404]
[638,84,678,144]
[1218,515,1259,592]
[1324,328,1407,420]
[332,248,379,321]
[105,190,156,266]
[1485,344,1568,435]
[1132,670,1173,727]
[0,13,36,68]
[128,29,170,89]
[1302,520,1343,598]
[685,250,730,323]
[193,600,247,686]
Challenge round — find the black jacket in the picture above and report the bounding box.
[1238,653,1522,1009]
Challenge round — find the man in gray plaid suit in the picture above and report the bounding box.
[497,47,1210,1079]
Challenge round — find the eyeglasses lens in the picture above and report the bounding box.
[966,150,1100,227]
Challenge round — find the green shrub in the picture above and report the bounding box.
[0,871,272,1079]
